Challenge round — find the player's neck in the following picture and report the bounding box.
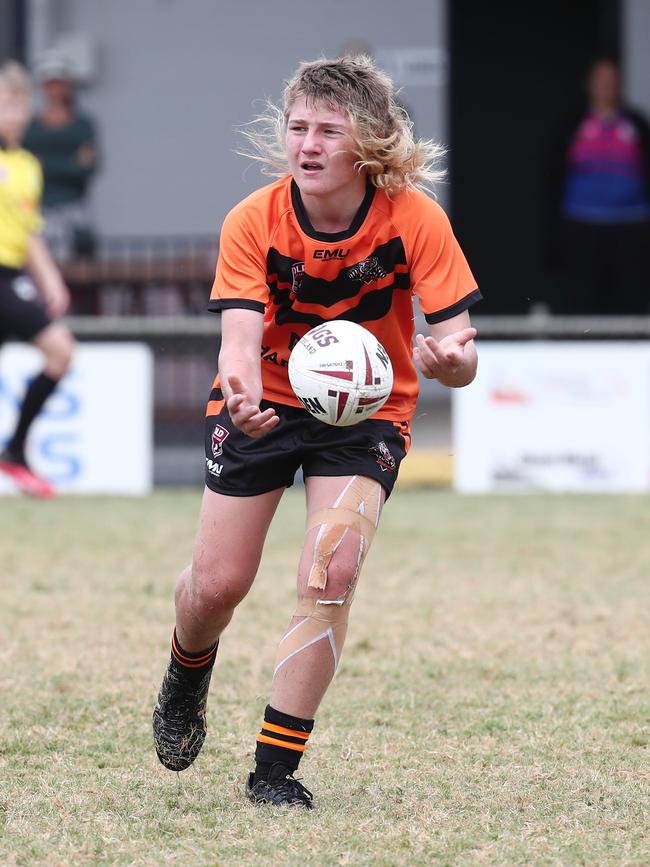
[299,182,367,234]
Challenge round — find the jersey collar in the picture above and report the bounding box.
[291,178,376,242]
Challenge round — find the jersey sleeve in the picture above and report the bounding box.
[208,204,269,315]
[407,197,481,324]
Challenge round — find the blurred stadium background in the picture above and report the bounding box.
[1,0,650,490]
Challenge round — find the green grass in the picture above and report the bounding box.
[1,489,649,866]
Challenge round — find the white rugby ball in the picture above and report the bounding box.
[288,320,393,426]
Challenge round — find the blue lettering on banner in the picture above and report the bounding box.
[0,371,83,483]
[39,434,81,482]
[40,380,80,420]
[0,374,80,418]
[0,374,22,412]
[0,376,11,409]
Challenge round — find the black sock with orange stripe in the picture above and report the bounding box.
[253,705,314,783]
[170,629,218,684]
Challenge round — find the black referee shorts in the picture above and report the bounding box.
[0,266,51,345]
[204,396,409,498]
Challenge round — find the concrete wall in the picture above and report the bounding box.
[26,0,447,238]
[623,0,650,118]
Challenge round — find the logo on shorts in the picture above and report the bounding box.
[11,275,38,301]
[205,458,223,477]
[369,440,396,472]
[211,423,229,458]
[290,261,305,298]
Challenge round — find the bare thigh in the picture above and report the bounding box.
[189,484,285,606]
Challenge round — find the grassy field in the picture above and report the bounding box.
[1,488,649,866]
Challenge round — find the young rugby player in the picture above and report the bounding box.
[0,62,75,497]
[153,55,480,808]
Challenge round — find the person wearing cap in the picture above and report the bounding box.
[22,51,99,260]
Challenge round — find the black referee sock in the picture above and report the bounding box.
[253,705,314,784]
[6,372,59,464]
[170,629,218,685]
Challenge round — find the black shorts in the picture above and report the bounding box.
[0,267,51,344]
[204,397,410,498]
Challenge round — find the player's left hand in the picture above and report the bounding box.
[413,328,477,381]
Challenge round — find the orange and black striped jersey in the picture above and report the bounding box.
[209,175,480,423]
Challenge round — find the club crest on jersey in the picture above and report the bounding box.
[369,440,396,472]
[290,261,305,298]
[348,256,388,285]
[211,423,229,458]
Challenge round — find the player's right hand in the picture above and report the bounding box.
[226,375,280,438]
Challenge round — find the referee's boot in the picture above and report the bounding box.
[0,449,55,499]
[152,658,213,772]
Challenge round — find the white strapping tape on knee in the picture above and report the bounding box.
[304,476,382,591]
[274,595,352,675]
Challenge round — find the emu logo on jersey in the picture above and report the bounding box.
[348,256,388,285]
[313,247,350,260]
[369,440,396,472]
[291,261,305,298]
[211,423,229,458]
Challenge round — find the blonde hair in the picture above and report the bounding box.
[0,61,32,99]
[238,56,446,195]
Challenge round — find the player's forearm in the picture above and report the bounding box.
[219,350,263,403]
[219,308,265,403]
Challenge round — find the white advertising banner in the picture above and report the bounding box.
[453,342,650,493]
[0,342,153,495]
